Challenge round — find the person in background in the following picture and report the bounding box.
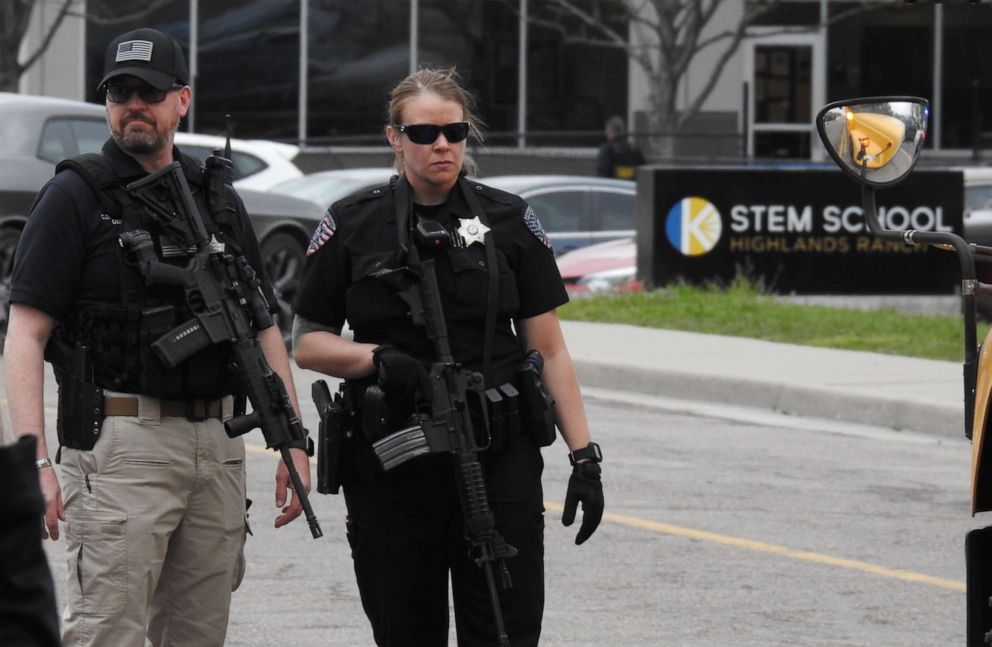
[596,114,646,180]
[4,27,311,647]
[293,66,605,646]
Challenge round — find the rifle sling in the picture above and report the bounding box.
[457,178,498,384]
[393,175,499,384]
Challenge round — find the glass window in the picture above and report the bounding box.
[942,4,992,150]
[80,0,635,149]
[37,119,74,163]
[593,190,635,232]
[71,119,108,155]
[966,183,992,215]
[178,145,211,165]
[196,1,300,138]
[174,145,265,182]
[524,190,586,233]
[306,1,411,144]
[525,1,629,146]
[747,1,819,26]
[826,4,932,128]
[754,46,811,125]
[419,1,519,145]
[232,152,266,179]
[38,118,106,163]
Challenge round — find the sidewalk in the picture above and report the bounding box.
[561,320,967,438]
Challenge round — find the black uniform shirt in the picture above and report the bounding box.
[11,138,276,319]
[295,178,568,383]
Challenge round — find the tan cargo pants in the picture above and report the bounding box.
[58,396,246,647]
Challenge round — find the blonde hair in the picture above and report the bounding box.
[386,66,484,175]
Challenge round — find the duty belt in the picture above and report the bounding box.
[103,395,231,421]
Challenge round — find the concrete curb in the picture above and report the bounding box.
[572,359,965,437]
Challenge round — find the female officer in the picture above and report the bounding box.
[293,67,604,646]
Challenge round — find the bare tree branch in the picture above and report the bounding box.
[509,0,898,159]
[17,0,75,75]
[692,1,893,54]
[82,0,177,26]
[3,0,192,92]
[676,10,751,128]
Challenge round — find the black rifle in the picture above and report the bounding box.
[120,158,322,540]
[363,219,516,646]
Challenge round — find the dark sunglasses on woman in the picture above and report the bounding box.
[394,122,470,145]
[105,82,185,104]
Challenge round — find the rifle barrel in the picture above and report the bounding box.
[280,446,323,538]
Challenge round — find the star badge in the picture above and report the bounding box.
[456,216,490,247]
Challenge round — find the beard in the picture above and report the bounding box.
[110,112,178,155]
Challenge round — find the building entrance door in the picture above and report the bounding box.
[744,30,824,160]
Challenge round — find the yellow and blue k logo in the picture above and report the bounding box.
[665,197,722,256]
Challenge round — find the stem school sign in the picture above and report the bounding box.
[637,167,964,294]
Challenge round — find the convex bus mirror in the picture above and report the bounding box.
[816,96,929,188]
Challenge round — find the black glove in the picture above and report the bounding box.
[562,461,604,545]
[372,345,432,408]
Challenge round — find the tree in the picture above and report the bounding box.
[520,0,894,157]
[1,0,74,92]
[0,0,175,93]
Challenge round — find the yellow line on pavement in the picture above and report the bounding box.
[245,443,963,592]
[543,502,965,592]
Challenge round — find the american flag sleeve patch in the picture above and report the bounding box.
[523,205,552,250]
[307,209,337,256]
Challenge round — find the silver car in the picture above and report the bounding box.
[481,175,636,256]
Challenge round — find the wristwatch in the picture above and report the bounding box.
[35,457,53,470]
[568,442,603,466]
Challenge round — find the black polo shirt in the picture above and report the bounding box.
[295,177,568,383]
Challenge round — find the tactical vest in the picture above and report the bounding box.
[49,153,241,399]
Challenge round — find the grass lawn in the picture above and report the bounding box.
[558,281,989,362]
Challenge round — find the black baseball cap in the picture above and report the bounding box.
[99,28,188,91]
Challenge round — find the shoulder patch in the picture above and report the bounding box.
[307,209,337,256]
[522,205,553,251]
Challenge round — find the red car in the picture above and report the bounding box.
[555,237,641,296]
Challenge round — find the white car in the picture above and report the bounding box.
[173,132,303,191]
[269,167,396,208]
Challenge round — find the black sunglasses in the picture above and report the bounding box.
[105,82,185,104]
[394,122,470,145]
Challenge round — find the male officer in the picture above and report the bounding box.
[5,27,311,646]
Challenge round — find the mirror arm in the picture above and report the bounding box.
[862,185,979,439]
[972,243,992,260]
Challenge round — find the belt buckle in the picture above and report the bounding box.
[186,399,208,422]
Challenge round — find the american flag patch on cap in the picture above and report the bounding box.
[116,40,154,62]
[522,205,552,250]
[307,209,337,256]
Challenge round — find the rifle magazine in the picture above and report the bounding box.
[372,424,431,471]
